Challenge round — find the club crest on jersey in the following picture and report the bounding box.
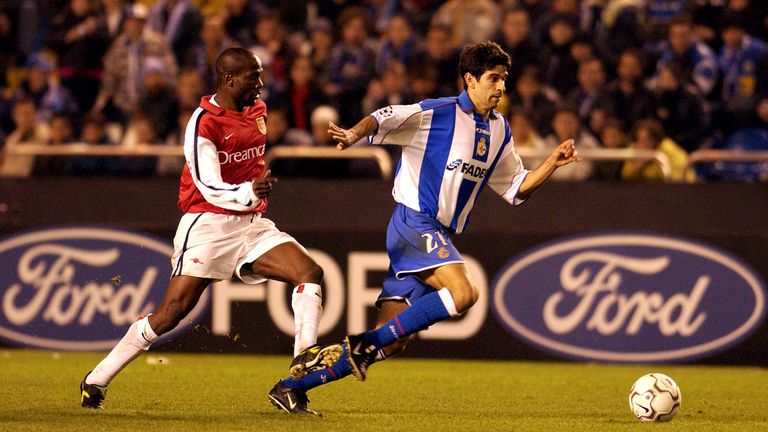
[255,116,267,134]
[438,247,450,259]
[473,132,490,162]
[477,137,487,157]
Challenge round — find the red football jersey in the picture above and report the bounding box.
[178,95,269,215]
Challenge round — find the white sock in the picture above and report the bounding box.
[291,283,323,357]
[86,315,159,387]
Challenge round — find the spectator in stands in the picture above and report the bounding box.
[46,0,109,113]
[394,0,441,31]
[314,0,358,26]
[304,18,335,93]
[376,14,422,76]
[266,107,290,147]
[2,1,46,61]
[91,4,178,126]
[754,50,768,129]
[0,4,15,89]
[0,5,15,74]
[655,61,710,153]
[592,117,627,181]
[123,116,160,176]
[68,112,124,176]
[0,93,11,143]
[367,0,401,35]
[508,108,546,167]
[223,0,262,47]
[185,14,238,94]
[539,14,580,99]
[363,61,413,115]
[308,104,381,178]
[409,63,441,101]
[307,105,336,148]
[622,118,695,182]
[597,49,657,133]
[497,7,539,88]
[690,0,726,52]
[645,0,690,42]
[135,57,179,141]
[507,68,557,137]
[565,57,607,126]
[0,97,50,178]
[100,0,130,42]
[530,0,580,48]
[327,6,377,126]
[423,25,460,97]
[431,0,501,47]
[250,11,292,101]
[11,52,80,126]
[544,105,598,181]
[724,0,768,41]
[175,68,205,112]
[278,55,327,132]
[718,12,768,134]
[146,0,203,66]
[650,16,719,99]
[517,0,549,25]
[585,0,645,65]
[33,113,75,176]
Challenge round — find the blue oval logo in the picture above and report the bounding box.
[0,227,209,350]
[492,233,767,362]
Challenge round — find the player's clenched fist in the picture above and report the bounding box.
[252,169,277,198]
[548,139,581,167]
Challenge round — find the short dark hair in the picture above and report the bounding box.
[216,47,258,85]
[458,41,511,89]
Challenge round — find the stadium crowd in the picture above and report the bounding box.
[1,0,767,181]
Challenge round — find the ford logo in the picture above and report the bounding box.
[0,227,209,350]
[492,233,767,362]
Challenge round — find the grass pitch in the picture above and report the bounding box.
[1,350,766,432]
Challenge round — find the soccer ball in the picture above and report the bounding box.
[628,373,681,422]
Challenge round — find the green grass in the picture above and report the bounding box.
[1,350,767,432]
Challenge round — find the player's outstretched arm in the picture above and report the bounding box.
[328,116,378,150]
[518,139,580,200]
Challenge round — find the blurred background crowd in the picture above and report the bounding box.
[1,0,767,181]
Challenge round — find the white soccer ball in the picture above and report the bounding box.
[628,373,681,422]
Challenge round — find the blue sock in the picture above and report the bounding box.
[282,344,353,391]
[364,290,452,349]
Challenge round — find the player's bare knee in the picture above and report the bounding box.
[452,284,479,313]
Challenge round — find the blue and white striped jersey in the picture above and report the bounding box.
[368,91,529,234]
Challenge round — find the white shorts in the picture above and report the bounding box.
[171,212,298,284]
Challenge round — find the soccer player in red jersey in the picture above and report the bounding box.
[80,48,340,414]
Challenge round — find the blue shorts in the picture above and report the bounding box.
[378,204,464,306]
[377,269,432,307]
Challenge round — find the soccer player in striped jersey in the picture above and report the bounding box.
[270,41,580,409]
[80,48,340,414]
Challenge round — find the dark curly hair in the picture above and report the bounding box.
[458,41,511,90]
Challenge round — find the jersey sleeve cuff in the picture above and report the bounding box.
[237,183,259,208]
[503,170,530,206]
